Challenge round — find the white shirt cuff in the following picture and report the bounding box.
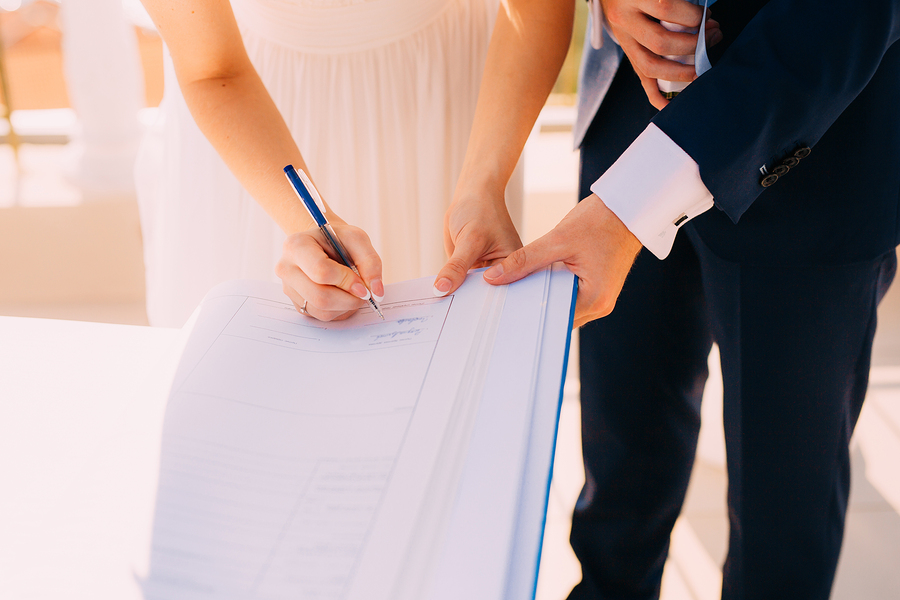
[590,123,714,259]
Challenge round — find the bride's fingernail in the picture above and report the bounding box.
[433,278,451,297]
[351,283,370,300]
[371,278,385,302]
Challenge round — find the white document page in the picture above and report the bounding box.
[142,275,509,600]
[416,263,576,600]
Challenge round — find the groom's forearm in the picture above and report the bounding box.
[653,0,900,222]
[456,0,575,200]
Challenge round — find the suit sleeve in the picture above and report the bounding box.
[652,0,900,223]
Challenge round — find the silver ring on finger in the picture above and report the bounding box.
[298,299,309,316]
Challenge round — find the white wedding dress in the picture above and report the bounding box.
[135,0,522,328]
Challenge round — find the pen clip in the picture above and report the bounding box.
[297,169,326,215]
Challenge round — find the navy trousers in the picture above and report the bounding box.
[568,63,897,600]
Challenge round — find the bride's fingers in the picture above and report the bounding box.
[286,231,370,301]
[279,268,361,321]
[280,280,356,322]
[277,232,369,317]
[335,224,384,301]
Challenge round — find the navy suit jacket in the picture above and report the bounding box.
[578,0,900,265]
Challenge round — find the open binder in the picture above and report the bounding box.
[142,264,576,600]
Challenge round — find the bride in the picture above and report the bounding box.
[136,0,523,326]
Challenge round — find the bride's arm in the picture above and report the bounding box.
[144,0,312,232]
[141,0,383,320]
[432,0,574,296]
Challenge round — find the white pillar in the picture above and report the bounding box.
[60,0,144,201]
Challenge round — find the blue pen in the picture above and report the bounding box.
[283,165,385,319]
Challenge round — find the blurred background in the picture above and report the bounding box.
[1,2,897,600]
[0,0,159,323]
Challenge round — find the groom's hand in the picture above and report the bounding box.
[482,195,642,327]
[601,0,722,109]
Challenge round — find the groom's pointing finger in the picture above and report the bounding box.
[483,238,555,286]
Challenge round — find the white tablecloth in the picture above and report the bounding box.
[0,316,185,598]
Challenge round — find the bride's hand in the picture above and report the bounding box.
[276,220,384,321]
[433,188,523,297]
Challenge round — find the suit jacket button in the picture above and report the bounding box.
[782,156,800,167]
[794,147,811,159]
[772,165,790,176]
[761,173,779,187]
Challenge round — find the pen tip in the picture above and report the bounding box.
[369,298,384,320]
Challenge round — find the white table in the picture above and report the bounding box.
[0,316,185,598]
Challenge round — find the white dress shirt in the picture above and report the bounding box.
[583,0,716,259]
[590,124,714,259]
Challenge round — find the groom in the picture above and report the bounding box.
[436,0,900,597]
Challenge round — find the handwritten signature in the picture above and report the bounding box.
[395,317,430,326]
[372,327,424,342]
